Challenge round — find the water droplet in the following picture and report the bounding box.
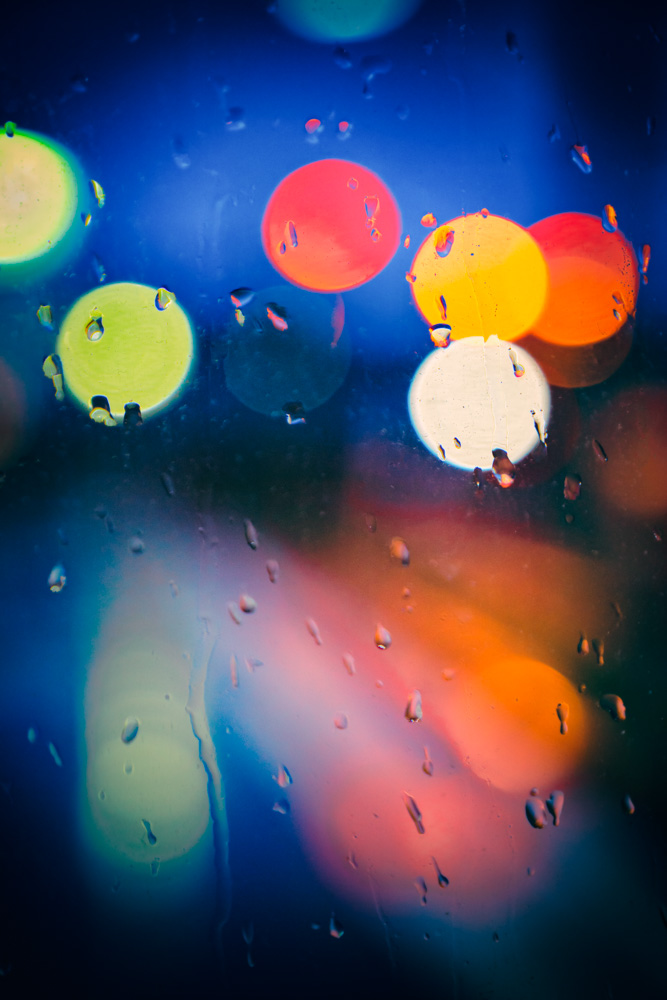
[405,689,423,722]
[342,653,356,675]
[27,727,37,744]
[81,211,91,226]
[492,449,516,488]
[338,120,351,137]
[42,354,64,400]
[129,535,145,554]
[422,748,434,776]
[91,253,106,282]
[278,240,287,255]
[564,474,581,500]
[600,693,626,720]
[405,271,416,283]
[431,856,448,887]
[333,45,352,69]
[48,564,66,592]
[602,205,618,232]
[473,467,484,489]
[306,618,323,645]
[160,472,175,497]
[546,790,565,826]
[244,519,259,549]
[239,593,257,614]
[48,742,62,767]
[403,792,425,834]
[36,304,53,329]
[415,877,428,905]
[613,309,621,321]
[578,634,590,655]
[124,402,143,429]
[329,914,344,939]
[266,559,279,583]
[86,317,104,341]
[525,797,548,828]
[305,118,321,134]
[121,717,139,744]
[347,177,358,190]
[155,287,175,310]
[641,244,651,283]
[231,287,254,308]
[429,324,452,348]
[266,305,289,331]
[403,235,411,248]
[4,121,16,137]
[374,624,391,649]
[273,798,290,815]
[370,228,382,242]
[570,144,592,173]
[508,348,525,377]
[556,703,569,735]
[334,713,348,730]
[442,667,456,680]
[364,195,380,219]
[389,537,410,565]
[421,212,437,229]
[286,220,298,248]
[347,850,358,869]
[142,819,157,845]
[480,207,490,218]
[434,225,455,255]
[623,794,635,815]
[90,178,105,207]
[593,638,604,666]
[277,764,292,788]
[234,308,245,326]
[228,602,242,625]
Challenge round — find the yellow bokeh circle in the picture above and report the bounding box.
[409,211,549,341]
[0,128,80,264]
[56,282,194,420]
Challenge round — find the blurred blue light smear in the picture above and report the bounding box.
[0,0,665,997]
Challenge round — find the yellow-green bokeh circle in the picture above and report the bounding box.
[56,282,194,419]
[0,128,80,264]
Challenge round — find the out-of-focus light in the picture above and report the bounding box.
[273,0,422,42]
[408,337,550,470]
[0,127,85,273]
[527,213,640,347]
[409,212,548,341]
[261,159,401,293]
[224,285,350,416]
[56,282,194,421]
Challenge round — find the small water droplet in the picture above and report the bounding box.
[525,796,548,829]
[329,913,344,939]
[429,324,452,348]
[415,876,428,905]
[600,693,626,720]
[570,144,592,173]
[142,819,157,845]
[90,178,105,206]
[155,287,175,310]
[48,742,63,767]
[405,689,422,722]
[4,121,16,137]
[42,354,64,400]
[239,593,257,614]
[160,472,175,497]
[389,537,410,565]
[434,225,454,255]
[431,856,448,886]
[480,207,490,218]
[86,317,104,341]
[374,624,391,649]
[370,228,381,242]
[333,45,352,69]
[305,118,321,134]
[578,634,590,655]
[244,519,258,549]
[422,748,433,775]
[347,177,358,190]
[342,653,356,675]
[421,212,437,229]
[273,798,290,814]
[334,713,348,730]
[36,304,53,329]
[403,792,425,834]
[27,727,38,744]
[622,794,635,815]
[306,618,323,645]
[121,717,139,744]
[364,194,380,219]
[123,402,142,427]
[602,205,618,232]
[48,563,66,592]
[266,305,288,331]
[508,347,525,377]
[564,474,581,500]
[231,287,254,308]
[277,764,292,788]
[286,220,298,248]
[129,535,144,554]
[278,241,287,255]
[641,244,651,283]
[228,602,242,625]
[593,638,604,665]
[546,790,565,826]
[492,449,516,488]
[556,703,569,735]
[266,559,279,583]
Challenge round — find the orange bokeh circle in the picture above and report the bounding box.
[261,159,401,292]
[527,212,640,347]
[409,211,548,341]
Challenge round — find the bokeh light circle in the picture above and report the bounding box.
[409,212,548,341]
[224,285,350,416]
[262,159,401,293]
[527,212,640,347]
[408,337,550,469]
[274,0,422,42]
[56,282,194,420]
[0,127,80,265]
